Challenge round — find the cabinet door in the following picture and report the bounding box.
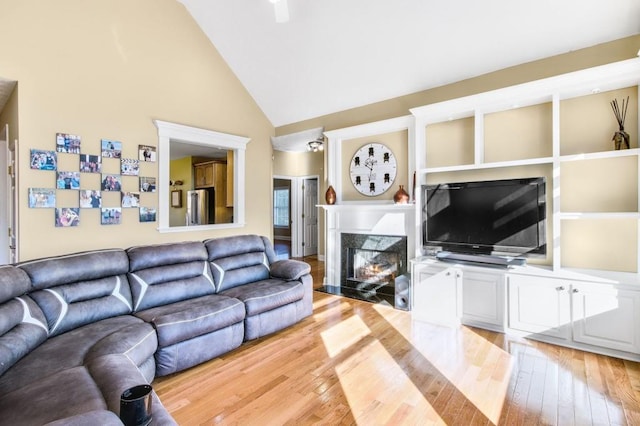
[194,163,214,188]
[508,275,571,340]
[412,264,461,327]
[462,270,504,329]
[572,284,640,354]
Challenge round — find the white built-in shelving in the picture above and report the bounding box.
[410,57,640,281]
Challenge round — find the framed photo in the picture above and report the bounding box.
[79,190,101,208]
[121,191,141,208]
[30,149,57,171]
[139,207,156,222]
[138,145,156,162]
[101,174,122,191]
[101,207,122,225]
[28,188,56,208]
[101,139,122,158]
[171,190,182,208]
[121,158,139,176]
[55,208,80,227]
[139,176,156,192]
[79,154,102,173]
[56,133,81,154]
[56,171,80,190]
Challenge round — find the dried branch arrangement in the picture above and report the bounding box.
[611,96,630,150]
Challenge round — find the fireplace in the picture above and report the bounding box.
[340,233,407,304]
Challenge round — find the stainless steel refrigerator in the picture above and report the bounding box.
[186,189,214,225]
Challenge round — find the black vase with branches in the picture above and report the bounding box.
[611,96,630,150]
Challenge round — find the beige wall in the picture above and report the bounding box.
[0,0,274,261]
[169,157,193,227]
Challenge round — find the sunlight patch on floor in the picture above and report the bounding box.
[320,314,371,358]
[333,338,446,424]
[371,304,514,424]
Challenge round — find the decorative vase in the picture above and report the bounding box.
[393,185,410,204]
[613,127,630,150]
[325,185,336,205]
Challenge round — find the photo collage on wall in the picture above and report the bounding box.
[29,133,158,227]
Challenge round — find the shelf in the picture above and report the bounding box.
[560,148,640,162]
[420,156,554,174]
[559,212,640,219]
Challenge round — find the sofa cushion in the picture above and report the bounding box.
[127,242,215,311]
[127,240,208,271]
[135,295,245,347]
[18,250,133,336]
[0,315,147,396]
[270,259,311,281]
[0,296,49,376]
[44,410,122,426]
[29,275,133,337]
[0,265,31,303]
[205,235,277,292]
[43,410,123,426]
[220,279,304,316]
[0,366,107,426]
[18,249,129,290]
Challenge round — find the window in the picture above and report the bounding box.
[273,187,289,227]
[154,120,250,232]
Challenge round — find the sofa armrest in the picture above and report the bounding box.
[270,260,311,281]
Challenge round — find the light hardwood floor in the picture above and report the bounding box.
[154,257,640,425]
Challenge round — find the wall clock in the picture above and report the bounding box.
[349,143,397,196]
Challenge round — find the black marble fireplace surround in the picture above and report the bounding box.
[320,233,407,306]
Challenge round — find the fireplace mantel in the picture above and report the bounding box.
[320,202,417,286]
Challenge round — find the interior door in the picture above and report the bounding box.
[302,178,318,256]
[0,124,9,264]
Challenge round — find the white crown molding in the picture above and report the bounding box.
[271,127,324,152]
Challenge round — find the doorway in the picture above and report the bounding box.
[0,124,16,265]
[272,176,319,259]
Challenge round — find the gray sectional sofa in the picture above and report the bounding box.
[0,235,312,425]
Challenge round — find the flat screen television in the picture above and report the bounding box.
[422,177,546,258]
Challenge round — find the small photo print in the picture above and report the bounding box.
[101,207,122,225]
[28,188,56,208]
[56,171,80,190]
[101,174,122,191]
[56,133,81,154]
[30,149,57,171]
[121,158,139,176]
[55,208,80,227]
[139,176,156,193]
[79,154,102,173]
[79,190,102,208]
[138,145,156,162]
[121,191,141,208]
[101,139,122,159]
[139,207,156,223]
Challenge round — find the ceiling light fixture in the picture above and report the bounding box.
[307,139,324,152]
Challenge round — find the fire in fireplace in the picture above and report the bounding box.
[341,233,407,302]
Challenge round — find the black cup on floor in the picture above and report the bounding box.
[120,384,153,426]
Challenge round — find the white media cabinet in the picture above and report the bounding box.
[409,57,640,361]
[411,256,640,361]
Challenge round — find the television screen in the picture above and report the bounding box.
[422,177,546,257]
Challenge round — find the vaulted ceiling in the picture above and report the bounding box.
[178,0,640,127]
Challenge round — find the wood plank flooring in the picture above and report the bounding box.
[153,257,640,425]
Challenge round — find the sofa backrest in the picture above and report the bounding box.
[204,235,277,292]
[127,241,215,311]
[18,249,132,337]
[0,265,49,376]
